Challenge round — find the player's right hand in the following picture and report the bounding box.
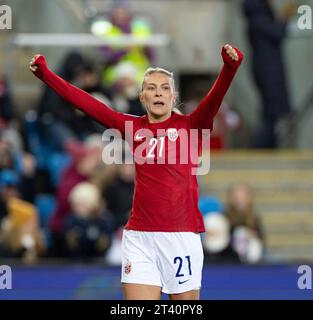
[29,54,48,75]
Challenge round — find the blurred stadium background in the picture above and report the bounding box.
[1,0,313,299]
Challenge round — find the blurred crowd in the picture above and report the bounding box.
[200,183,264,264]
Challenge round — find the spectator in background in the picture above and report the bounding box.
[0,137,38,204]
[49,134,105,256]
[243,0,295,148]
[37,51,84,151]
[18,153,37,204]
[202,212,240,264]
[0,75,14,126]
[0,75,24,154]
[62,182,113,259]
[99,2,154,88]
[73,62,113,116]
[224,182,264,264]
[104,161,134,231]
[0,138,15,171]
[199,194,239,263]
[37,52,111,151]
[0,170,19,224]
[111,62,146,116]
[0,170,46,263]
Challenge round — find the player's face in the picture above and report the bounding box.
[140,72,176,122]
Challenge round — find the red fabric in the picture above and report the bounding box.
[34,47,243,233]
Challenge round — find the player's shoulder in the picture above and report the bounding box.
[171,111,192,125]
[120,113,145,124]
[174,111,193,122]
[122,113,142,119]
[172,111,189,120]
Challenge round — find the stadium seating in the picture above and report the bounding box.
[199,150,313,263]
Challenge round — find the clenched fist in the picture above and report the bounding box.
[222,44,244,67]
[29,54,48,78]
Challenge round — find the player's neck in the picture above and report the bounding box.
[147,112,172,124]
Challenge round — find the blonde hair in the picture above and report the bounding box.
[141,67,175,92]
[69,182,100,213]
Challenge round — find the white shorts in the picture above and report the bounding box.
[121,230,204,294]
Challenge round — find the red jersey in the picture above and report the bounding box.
[33,47,243,233]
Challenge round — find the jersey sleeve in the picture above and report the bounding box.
[34,65,134,136]
[189,47,243,130]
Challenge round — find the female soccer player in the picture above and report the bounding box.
[30,44,243,300]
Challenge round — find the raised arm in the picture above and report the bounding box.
[189,44,244,129]
[29,54,133,134]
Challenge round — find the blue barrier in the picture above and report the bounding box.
[0,264,312,300]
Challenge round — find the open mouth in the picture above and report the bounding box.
[153,101,165,107]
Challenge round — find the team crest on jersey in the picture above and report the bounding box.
[167,128,178,142]
[124,260,132,275]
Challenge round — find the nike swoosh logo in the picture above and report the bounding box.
[178,279,190,284]
[134,133,145,141]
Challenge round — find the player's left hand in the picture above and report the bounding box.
[222,44,244,67]
[224,44,239,61]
